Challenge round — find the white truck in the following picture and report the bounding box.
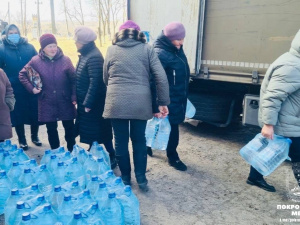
[128,0,300,127]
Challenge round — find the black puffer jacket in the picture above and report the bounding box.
[75,42,112,145]
[153,32,190,124]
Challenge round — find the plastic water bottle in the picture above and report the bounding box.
[8,201,28,225]
[152,117,171,150]
[57,194,74,225]
[32,203,58,225]
[15,148,30,162]
[65,157,86,189]
[48,155,59,173]
[68,211,88,225]
[240,133,292,176]
[185,99,196,118]
[52,146,66,155]
[110,177,125,195]
[86,176,100,196]
[8,161,22,188]
[4,189,21,224]
[49,185,64,213]
[20,159,38,169]
[117,186,140,225]
[71,145,84,156]
[25,194,46,211]
[0,170,11,214]
[84,202,105,225]
[63,151,71,161]
[83,154,98,181]
[145,117,159,147]
[19,168,35,188]
[69,180,83,195]
[96,157,110,175]
[101,192,124,225]
[53,161,67,186]
[18,212,32,225]
[94,182,109,208]
[100,170,116,185]
[77,149,88,165]
[35,164,53,197]
[19,183,41,201]
[1,140,12,151]
[90,142,110,167]
[0,151,12,172]
[40,150,51,165]
[75,189,93,211]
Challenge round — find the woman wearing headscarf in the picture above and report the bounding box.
[73,26,116,169]
[150,22,190,171]
[103,20,170,191]
[0,24,41,150]
[19,34,77,151]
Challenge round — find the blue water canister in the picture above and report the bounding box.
[240,133,292,176]
[86,176,100,196]
[100,170,116,185]
[48,154,59,173]
[33,203,58,225]
[8,161,22,188]
[101,192,124,225]
[52,146,66,155]
[152,117,171,150]
[8,201,28,225]
[35,164,54,196]
[69,180,83,195]
[19,183,41,201]
[69,211,88,225]
[18,212,32,225]
[0,170,11,214]
[83,154,99,181]
[94,182,109,207]
[0,151,12,172]
[84,202,105,225]
[65,157,86,189]
[20,159,38,170]
[19,168,35,188]
[53,161,67,186]
[57,194,74,225]
[74,189,93,211]
[90,142,111,167]
[185,99,196,119]
[4,189,22,224]
[117,186,140,225]
[49,185,65,213]
[96,157,110,176]
[15,148,30,162]
[25,194,46,210]
[110,177,125,195]
[40,150,51,165]
[145,117,160,147]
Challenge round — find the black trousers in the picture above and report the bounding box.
[15,124,39,142]
[167,123,180,162]
[249,136,300,180]
[45,120,75,151]
[111,119,147,178]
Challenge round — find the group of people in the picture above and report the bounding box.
[0,20,190,192]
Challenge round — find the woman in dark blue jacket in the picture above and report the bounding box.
[151,22,190,171]
[0,24,41,150]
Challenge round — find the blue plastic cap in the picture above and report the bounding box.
[24,168,31,173]
[72,180,79,187]
[107,170,113,176]
[12,161,19,166]
[0,170,6,176]
[43,203,51,211]
[11,188,19,195]
[45,150,51,154]
[11,144,17,150]
[16,201,25,209]
[91,202,98,209]
[18,148,24,153]
[31,183,38,190]
[3,151,9,157]
[40,164,46,170]
[99,182,106,188]
[83,189,90,196]
[37,194,45,201]
[91,175,98,181]
[108,192,116,198]
[21,212,31,221]
[92,141,98,146]
[58,147,65,152]
[65,151,70,156]
[72,157,78,162]
[54,185,61,192]
[97,157,104,162]
[5,140,11,145]
[58,161,64,167]
[79,149,85,153]
[73,211,82,219]
[124,185,131,192]
[96,146,103,151]
[115,177,122,184]
[64,194,71,201]
[51,154,57,159]
[30,159,36,164]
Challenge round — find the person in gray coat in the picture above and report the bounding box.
[103,20,170,192]
[246,29,300,192]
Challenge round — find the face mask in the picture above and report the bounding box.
[7,34,20,44]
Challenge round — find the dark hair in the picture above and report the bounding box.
[112,28,146,45]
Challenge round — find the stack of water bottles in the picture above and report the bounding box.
[0,140,140,225]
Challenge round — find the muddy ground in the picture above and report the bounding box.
[1,121,300,225]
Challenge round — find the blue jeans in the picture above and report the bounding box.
[111,119,147,179]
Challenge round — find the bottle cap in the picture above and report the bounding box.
[108,192,116,198]
[64,194,71,201]
[58,161,64,167]
[16,201,25,209]
[0,170,6,176]
[83,189,90,196]
[96,146,104,151]
[45,150,51,154]
[97,157,104,162]
[51,155,57,159]
[43,203,51,211]
[73,211,82,219]
[37,194,45,201]
[11,188,19,195]
[12,161,19,166]
[91,202,98,209]
[3,151,9,157]
[31,184,38,190]
[24,168,31,173]
[72,180,79,187]
[30,159,37,164]
[91,175,98,181]
[54,185,61,192]
[99,181,106,188]
[40,164,46,170]
[21,212,31,221]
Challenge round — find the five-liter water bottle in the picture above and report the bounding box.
[83,154,98,181]
[86,176,100,196]
[4,189,22,223]
[100,170,116,185]
[84,202,105,225]
[96,157,110,175]
[90,142,111,167]
[101,192,124,225]
[75,189,93,211]
[69,211,88,225]
[19,183,41,201]
[20,159,38,170]
[8,161,22,188]
[1,151,12,172]
[117,186,140,225]
[49,185,65,213]
[15,148,30,162]
[52,146,66,155]
[185,99,196,119]
[8,201,28,225]
[0,170,11,214]
[48,155,59,173]
[19,168,35,188]
[152,117,171,150]
[57,194,74,225]
[68,180,83,195]
[25,194,46,211]
[53,161,67,186]
[240,133,292,176]
[145,117,160,147]
[0,140,12,151]
[94,182,109,207]
[18,212,33,225]
[35,164,53,196]
[110,177,125,195]
[32,203,58,225]
[65,157,86,189]
[40,150,51,165]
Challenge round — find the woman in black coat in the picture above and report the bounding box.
[74,26,116,168]
[0,24,41,150]
[150,22,190,171]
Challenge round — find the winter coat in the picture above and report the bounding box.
[258,29,300,137]
[103,29,170,120]
[0,69,15,140]
[19,47,77,123]
[75,42,113,144]
[0,24,38,126]
[153,32,190,124]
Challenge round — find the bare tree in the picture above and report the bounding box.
[62,0,71,36]
[110,0,124,35]
[66,0,85,25]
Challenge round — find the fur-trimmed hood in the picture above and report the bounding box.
[112,28,146,45]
